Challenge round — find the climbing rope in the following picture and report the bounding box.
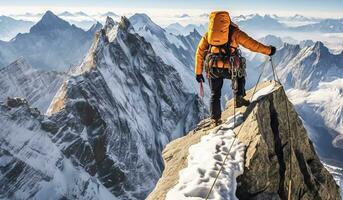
[270,57,293,200]
[205,56,270,200]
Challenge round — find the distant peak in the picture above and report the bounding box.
[30,10,71,33]
[314,41,324,47]
[130,13,153,23]
[75,11,88,16]
[44,10,55,17]
[59,11,74,17]
[312,41,330,55]
[103,11,119,17]
[189,28,200,36]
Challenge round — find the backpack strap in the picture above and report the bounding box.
[226,25,235,55]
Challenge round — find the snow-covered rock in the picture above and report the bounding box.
[0,98,117,200]
[129,13,203,94]
[46,16,202,199]
[166,114,245,200]
[0,57,65,112]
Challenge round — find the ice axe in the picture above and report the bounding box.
[199,81,204,98]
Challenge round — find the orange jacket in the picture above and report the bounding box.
[195,25,272,75]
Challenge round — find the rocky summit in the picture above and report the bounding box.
[148,81,340,200]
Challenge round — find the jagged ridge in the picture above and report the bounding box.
[147,81,340,200]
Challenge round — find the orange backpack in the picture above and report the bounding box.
[208,11,231,46]
[204,11,246,78]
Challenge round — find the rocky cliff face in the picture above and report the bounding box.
[147,81,341,200]
[0,57,65,112]
[0,97,116,199]
[269,42,343,167]
[47,16,202,198]
[0,16,203,200]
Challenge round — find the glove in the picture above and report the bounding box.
[196,74,205,83]
[269,46,276,56]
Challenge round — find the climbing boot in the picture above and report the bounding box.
[235,95,250,108]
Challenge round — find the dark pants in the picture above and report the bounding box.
[209,71,246,120]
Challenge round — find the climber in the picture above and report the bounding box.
[195,11,276,126]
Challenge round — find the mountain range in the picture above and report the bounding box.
[0,15,34,41]
[0,11,102,71]
[0,16,203,199]
[165,14,343,36]
[264,41,343,167]
[0,10,342,199]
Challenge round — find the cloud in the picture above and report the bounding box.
[175,14,190,18]
[199,13,209,18]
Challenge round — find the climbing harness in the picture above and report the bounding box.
[205,56,294,200]
[205,48,247,80]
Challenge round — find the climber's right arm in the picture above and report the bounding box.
[233,28,272,55]
[195,33,209,75]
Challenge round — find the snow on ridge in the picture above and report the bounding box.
[166,83,279,200]
[166,114,245,200]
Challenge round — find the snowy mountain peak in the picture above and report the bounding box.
[30,10,71,33]
[129,13,166,39]
[130,13,153,24]
[283,42,301,52]
[45,12,202,198]
[104,16,116,30]
[313,41,327,50]
[118,16,134,32]
[311,41,331,57]
[259,34,284,49]
[188,28,201,37]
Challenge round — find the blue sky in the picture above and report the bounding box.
[1,0,343,11]
[0,0,342,21]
